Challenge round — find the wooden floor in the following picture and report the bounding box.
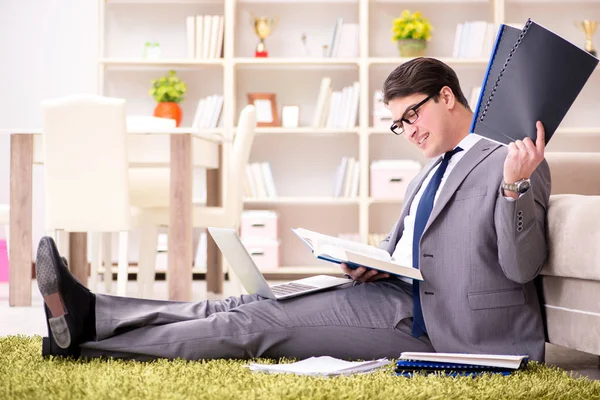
[1,280,598,380]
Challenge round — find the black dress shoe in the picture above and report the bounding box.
[36,236,95,358]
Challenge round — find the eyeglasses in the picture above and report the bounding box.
[390,93,436,136]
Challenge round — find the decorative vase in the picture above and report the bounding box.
[397,39,427,57]
[154,102,182,127]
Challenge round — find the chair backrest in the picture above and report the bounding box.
[544,152,600,195]
[224,105,257,226]
[41,94,131,232]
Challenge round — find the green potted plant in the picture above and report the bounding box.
[392,10,433,57]
[149,70,187,126]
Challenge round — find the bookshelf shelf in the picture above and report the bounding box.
[100,58,225,67]
[244,197,360,205]
[254,127,360,135]
[98,0,600,281]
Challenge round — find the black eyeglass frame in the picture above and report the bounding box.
[390,93,437,136]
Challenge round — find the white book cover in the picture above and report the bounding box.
[186,16,195,59]
[202,15,212,59]
[337,86,352,128]
[335,23,359,58]
[215,16,224,59]
[192,99,206,129]
[195,15,204,60]
[210,95,224,128]
[326,91,341,128]
[209,15,221,59]
[452,23,463,59]
[329,17,344,57]
[312,77,332,128]
[261,162,277,198]
[251,162,268,198]
[201,95,216,128]
[333,157,348,197]
[248,356,390,376]
[343,157,355,198]
[347,81,360,128]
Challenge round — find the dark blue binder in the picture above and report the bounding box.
[395,359,527,378]
[470,19,599,145]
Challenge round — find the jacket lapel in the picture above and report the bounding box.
[423,139,500,233]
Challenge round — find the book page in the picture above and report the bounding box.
[292,228,391,261]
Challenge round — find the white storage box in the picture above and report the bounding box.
[242,239,280,271]
[370,160,421,199]
[240,210,279,240]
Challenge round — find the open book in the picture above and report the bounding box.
[291,228,423,281]
[248,356,390,377]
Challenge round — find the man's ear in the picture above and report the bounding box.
[440,86,455,109]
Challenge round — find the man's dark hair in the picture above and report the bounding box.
[382,57,470,109]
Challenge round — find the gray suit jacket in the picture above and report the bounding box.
[381,138,551,362]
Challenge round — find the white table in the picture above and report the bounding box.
[3,128,224,306]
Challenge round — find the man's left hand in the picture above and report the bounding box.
[503,120,546,184]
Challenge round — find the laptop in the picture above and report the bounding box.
[207,227,351,300]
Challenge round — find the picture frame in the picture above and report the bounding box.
[281,105,300,128]
[247,93,279,127]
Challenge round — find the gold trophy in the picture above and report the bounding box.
[251,14,278,57]
[577,20,598,57]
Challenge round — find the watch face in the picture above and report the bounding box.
[517,180,531,193]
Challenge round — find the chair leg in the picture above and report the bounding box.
[138,225,158,299]
[89,232,101,292]
[103,232,113,293]
[3,224,9,260]
[116,231,129,297]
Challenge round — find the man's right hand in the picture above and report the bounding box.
[341,263,390,283]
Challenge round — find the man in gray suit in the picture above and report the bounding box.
[37,58,550,362]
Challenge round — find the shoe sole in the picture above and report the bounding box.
[36,237,71,349]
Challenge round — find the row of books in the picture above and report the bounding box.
[312,78,360,129]
[244,162,277,199]
[186,15,224,59]
[452,21,497,59]
[334,157,360,198]
[327,18,359,58]
[191,94,223,129]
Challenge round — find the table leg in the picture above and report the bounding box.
[168,134,193,301]
[206,144,222,294]
[68,232,88,286]
[9,134,33,307]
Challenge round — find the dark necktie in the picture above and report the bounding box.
[411,146,463,337]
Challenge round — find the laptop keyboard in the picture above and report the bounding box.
[271,282,319,297]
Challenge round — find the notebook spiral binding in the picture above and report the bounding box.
[480,19,533,122]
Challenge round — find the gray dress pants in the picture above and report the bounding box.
[79,278,434,361]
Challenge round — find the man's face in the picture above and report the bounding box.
[387,91,451,159]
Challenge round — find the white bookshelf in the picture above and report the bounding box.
[97,0,600,273]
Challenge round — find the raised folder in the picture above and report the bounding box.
[291,228,423,281]
[470,19,599,145]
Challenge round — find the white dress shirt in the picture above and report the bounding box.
[391,133,483,273]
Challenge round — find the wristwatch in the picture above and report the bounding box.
[502,178,531,194]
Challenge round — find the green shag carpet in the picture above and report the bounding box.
[1,336,599,400]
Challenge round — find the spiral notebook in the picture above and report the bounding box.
[470,19,599,146]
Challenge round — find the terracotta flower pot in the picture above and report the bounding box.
[397,39,427,57]
[154,102,182,127]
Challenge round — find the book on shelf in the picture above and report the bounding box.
[186,14,224,60]
[192,94,223,130]
[333,157,359,198]
[312,78,360,129]
[470,19,599,146]
[245,162,277,199]
[291,228,423,281]
[452,20,497,59]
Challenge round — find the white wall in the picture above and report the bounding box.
[0,0,98,248]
